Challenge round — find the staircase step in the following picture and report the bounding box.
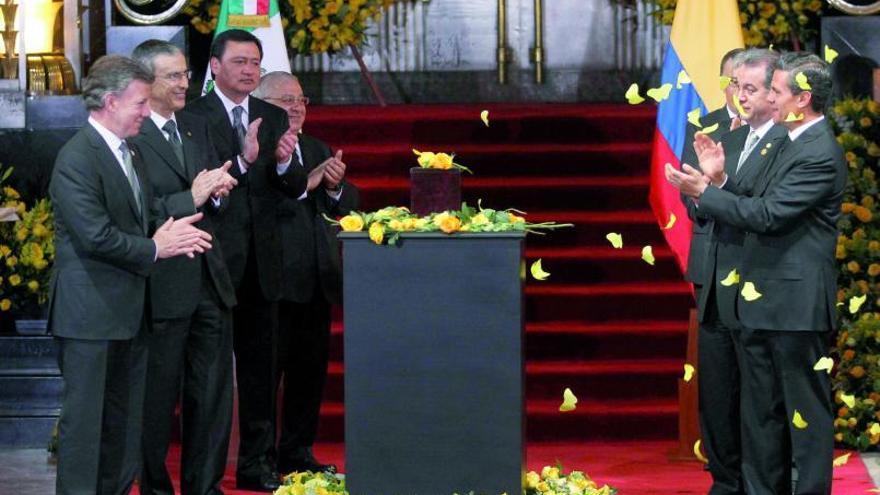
[523,246,680,284]
[523,210,669,248]
[343,142,652,177]
[526,320,688,360]
[352,176,650,212]
[525,282,692,322]
[312,398,679,442]
[308,104,656,145]
[0,376,63,415]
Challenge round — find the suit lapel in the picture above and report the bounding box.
[736,126,787,191]
[206,91,239,155]
[298,135,321,173]
[139,119,188,183]
[130,144,150,234]
[723,127,748,178]
[85,125,143,224]
[754,121,827,196]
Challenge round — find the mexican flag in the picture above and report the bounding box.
[202,0,291,94]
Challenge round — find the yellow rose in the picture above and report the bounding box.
[430,153,454,170]
[870,264,880,277]
[0,299,10,311]
[414,150,436,168]
[27,280,39,292]
[388,219,404,231]
[854,206,873,223]
[31,223,49,238]
[15,227,28,241]
[339,215,364,232]
[863,196,875,209]
[315,487,330,495]
[841,202,856,213]
[291,485,306,495]
[870,241,880,251]
[541,466,560,479]
[402,218,417,231]
[438,215,462,234]
[368,222,384,244]
[0,245,10,257]
[8,274,21,286]
[2,186,19,199]
[33,259,48,270]
[509,213,526,223]
[536,482,549,493]
[471,213,489,226]
[414,217,428,229]
[847,261,861,274]
[525,471,541,489]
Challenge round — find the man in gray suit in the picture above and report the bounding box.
[669,53,845,494]
[686,48,788,495]
[130,40,239,495]
[50,55,213,495]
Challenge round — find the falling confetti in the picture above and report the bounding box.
[559,388,578,412]
[733,97,748,119]
[813,357,833,374]
[698,123,720,135]
[687,108,703,128]
[849,294,867,314]
[663,213,677,230]
[832,453,851,467]
[784,112,804,122]
[641,245,655,266]
[693,440,709,464]
[719,76,733,90]
[841,392,855,409]
[824,45,839,64]
[741,282,762,302]
[683,363,695,382]
[480,110,490,127]
[646,83,673,103]
[530,259,550,281]
[676,70,691,89]
[625,83,645,105]
[795,72,812,91]
[720,269,740,287]
[871,423,880,436]
[606,232,623,249]
[792,410,808,429]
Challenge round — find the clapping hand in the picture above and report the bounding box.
[693,132,726,185]
[241,118,262,166]
[665,163,710,199]
[191,161,238,207]
[275,128,299,164]
[153,212,213,259]
[322,150,346,191]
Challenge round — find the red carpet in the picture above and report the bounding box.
[135,443,875,494]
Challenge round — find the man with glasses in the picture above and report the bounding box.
[130,39,239,495]
[253,71,359,475]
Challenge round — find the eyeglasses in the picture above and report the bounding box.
[161,70,193,82]
[265,95,310,106]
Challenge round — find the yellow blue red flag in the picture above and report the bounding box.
[648,0,743,273]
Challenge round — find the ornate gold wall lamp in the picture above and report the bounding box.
[532,0,543,84]
[497,0,509,84]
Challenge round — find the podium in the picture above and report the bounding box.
[341,233,525,495]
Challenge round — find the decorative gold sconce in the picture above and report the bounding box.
[0,0,77,94]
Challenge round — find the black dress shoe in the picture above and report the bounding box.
[278,452,337,475]
[236,471,281,492]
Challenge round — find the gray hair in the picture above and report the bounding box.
[776,52,832,113]
[82,55,154,111]
[252,71,299,99]
[131,39,184,75]
[732,48,780,90]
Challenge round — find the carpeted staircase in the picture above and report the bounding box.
[306,103,693,442]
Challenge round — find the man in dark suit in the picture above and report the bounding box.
[688,48,788,495]
[670,53,845,494]
[253,71,360,474]
[49,55,212,495]
[130,40,239,495]
[185,29,312,492]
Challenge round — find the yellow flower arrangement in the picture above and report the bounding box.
[829,98,880,451]
[524,464,616,495]
[620,0,824,49]
[412,149,473,174]
[326,203,572,246]
[183,0,402,55]
[0,165,54,317]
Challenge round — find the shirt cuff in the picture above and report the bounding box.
[153,239,159,262]
[276,156,292,175]
[325,185,343,201]
[237,155,248,174]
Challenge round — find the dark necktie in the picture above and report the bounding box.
[232,105,247,153]
[118,141,143,215]
[162,119,185,171]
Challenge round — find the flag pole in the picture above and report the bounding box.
[349,43,386,107]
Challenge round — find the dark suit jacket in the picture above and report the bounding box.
[698,120,847,331]
[277,134,359,305]
[682,106,735,285]
[184,91,308,301]
[129,114,237,319]
[48,124,155,340]
[694,123,789,325]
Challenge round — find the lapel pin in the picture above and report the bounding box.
[761,149,768,156]
[186,131,192,137]
[765,142,772,148]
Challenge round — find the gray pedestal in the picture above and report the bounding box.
[341,233,525,495]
